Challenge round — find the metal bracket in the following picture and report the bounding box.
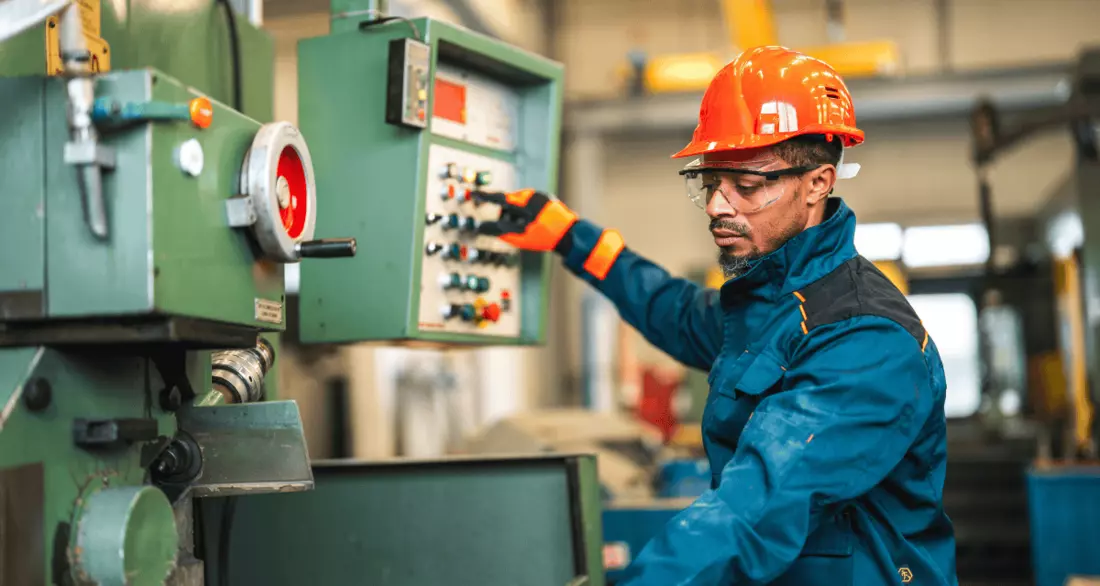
[150,350,197,410]
[63,141,116,169]
[175,401,314,497]
[225,195,257,228]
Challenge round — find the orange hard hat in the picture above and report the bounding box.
[672,46,864,159]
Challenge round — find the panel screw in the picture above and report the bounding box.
[23,378,52,412]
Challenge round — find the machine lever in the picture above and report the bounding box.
[296,238,357,258]
[73,418,158,450]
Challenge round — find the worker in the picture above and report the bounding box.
[477,45,956,585]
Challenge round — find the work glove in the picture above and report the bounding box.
[474,189,577,253]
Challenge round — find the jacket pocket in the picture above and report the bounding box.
[770,513,855,586]
[717,352,785,399]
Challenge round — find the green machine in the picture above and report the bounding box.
[0,2,354,584]
[297,7,563,346]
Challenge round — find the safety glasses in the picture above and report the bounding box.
[678,159,817,213]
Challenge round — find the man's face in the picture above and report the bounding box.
[702,147,835,278]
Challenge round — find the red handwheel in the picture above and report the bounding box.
[240,122,317,262]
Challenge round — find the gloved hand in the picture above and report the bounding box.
[474,189,577,252]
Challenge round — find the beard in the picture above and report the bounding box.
[710,218,761,278]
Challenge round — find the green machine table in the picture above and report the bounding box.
[212,454,605,586]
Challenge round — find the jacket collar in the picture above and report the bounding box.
[719,198,858,306]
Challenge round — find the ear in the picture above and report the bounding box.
[806,165,837,204]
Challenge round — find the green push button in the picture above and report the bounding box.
[461,304,477,321]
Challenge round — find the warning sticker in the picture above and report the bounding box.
[254,298,283,325]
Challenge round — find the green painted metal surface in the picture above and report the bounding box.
[176,400,313,497]
[297,17,562,346]
[72,485,179,586]
[0,70,285,334]
[210,455,605,586]
[0,0,274,122]
[0,79,45,311]
[0,346,187,585]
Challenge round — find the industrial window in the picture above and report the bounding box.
[908,293,981,418]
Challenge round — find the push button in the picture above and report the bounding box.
[481,302,501,323]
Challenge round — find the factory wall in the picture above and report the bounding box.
[557,0,1100,100]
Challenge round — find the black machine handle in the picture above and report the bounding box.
[296,238,357,258]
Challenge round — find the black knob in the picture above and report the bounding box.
[23,377,52,412]
[296,238,357,258]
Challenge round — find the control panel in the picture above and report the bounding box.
[418,145,520,336]
[430,63,519,150]
[296,18,563,345]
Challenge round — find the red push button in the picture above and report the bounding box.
[482,303,501,323]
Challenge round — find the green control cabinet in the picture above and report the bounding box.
[0,69,340,347]
[297,17,563,346]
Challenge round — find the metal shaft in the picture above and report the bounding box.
[209,337,276,404]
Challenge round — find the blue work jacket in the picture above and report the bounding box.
[559,198,957,586]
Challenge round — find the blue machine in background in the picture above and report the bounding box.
[1028,465,1100,586]
[601,458,710,583]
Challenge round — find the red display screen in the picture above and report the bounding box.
[433,78,467,124]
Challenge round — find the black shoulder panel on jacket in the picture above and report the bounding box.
[795,256,925,344]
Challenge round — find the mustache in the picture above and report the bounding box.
[709,218,751,237]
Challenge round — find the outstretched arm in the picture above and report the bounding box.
[477,189,722,369]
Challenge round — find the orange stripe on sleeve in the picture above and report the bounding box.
[583,229,625,280]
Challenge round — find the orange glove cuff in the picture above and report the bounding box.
[501,200,578,251]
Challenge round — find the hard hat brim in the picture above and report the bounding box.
[671,125,865,159]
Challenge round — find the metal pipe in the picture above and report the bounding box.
[60,3,111,239]
[826,0,846,44]
[567,63,1073,135]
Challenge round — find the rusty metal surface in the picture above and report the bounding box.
[0,462,45,586]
